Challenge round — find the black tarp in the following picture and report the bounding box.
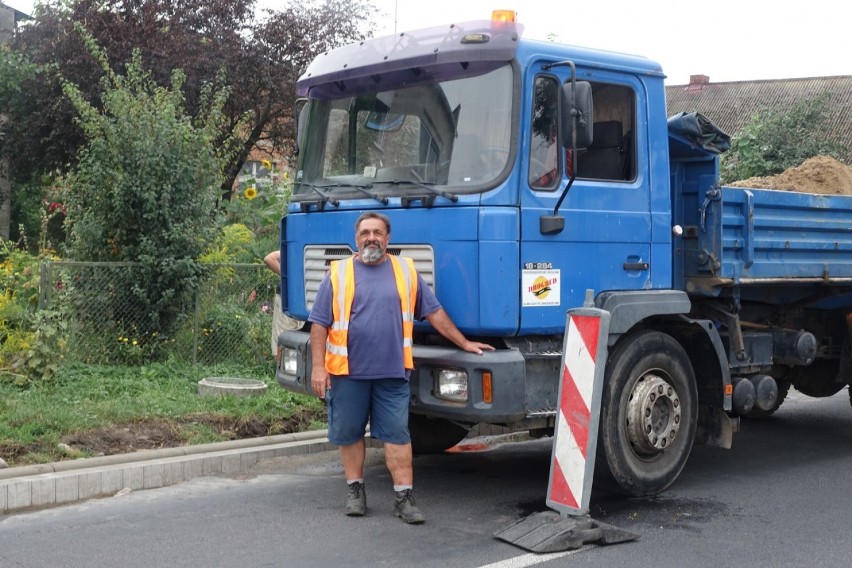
[667,112,731,154]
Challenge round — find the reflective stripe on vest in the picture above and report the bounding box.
[325,255,418,375]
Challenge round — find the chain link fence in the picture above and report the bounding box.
[39,261,285,366]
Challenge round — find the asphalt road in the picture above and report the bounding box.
[2,389,852,568]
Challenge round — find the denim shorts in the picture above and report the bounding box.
[326,377,411,446]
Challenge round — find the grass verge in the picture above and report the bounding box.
[0,360,326,467]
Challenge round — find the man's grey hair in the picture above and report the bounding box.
[354,211,391,234]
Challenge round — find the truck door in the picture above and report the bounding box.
[519,69,652,332]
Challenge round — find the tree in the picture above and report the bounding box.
[0,46,41,241]
[225,0,378,190]
[1,0,378,240]
[720,93,847,184]
[62,26,233,339]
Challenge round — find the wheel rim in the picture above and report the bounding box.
[626,373,682,456]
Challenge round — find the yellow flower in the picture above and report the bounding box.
[244,186,258,200]
[261,159,273,171]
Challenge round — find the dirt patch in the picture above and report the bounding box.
[64,420,182,455]
[728,156,852,195]
[0,407,327,465]
[62,408,325,457]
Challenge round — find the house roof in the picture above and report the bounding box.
[0,1,30,23]
[665,75,852,161]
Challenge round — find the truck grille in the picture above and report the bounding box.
[303,245,435,311]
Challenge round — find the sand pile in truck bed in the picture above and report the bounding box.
[727,156,852,196]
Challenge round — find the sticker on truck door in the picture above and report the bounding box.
[522,269,561,307]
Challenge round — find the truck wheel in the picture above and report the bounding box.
[789,359,845,398]
[596,330,698,497]
[409,414,469,454]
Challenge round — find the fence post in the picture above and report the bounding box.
[38,260,51,310]
[193,287,200,365]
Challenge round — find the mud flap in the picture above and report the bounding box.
[495,293,638,553]
[494,511,638,553]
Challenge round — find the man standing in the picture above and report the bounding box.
[308,212,494,524]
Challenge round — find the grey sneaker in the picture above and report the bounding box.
[345,482,366,516]
[393,489,425,524]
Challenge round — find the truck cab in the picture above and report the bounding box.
[278,17,669,432]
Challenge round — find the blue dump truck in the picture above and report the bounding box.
[275,12,852,496]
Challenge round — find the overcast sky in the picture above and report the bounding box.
[367,0,849,85]
[5,0,848,85]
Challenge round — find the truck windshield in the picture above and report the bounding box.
[294,64,514,199]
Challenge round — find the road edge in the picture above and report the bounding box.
[0,429,344,515]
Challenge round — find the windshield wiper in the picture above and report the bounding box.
[296,182,340,210]
[372,173,458,203]
[346,182,389,205]
[298,181,388,207]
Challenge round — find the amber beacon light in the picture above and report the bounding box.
[491,9,517,22]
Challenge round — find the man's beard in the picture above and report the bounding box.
[359,243,384,264]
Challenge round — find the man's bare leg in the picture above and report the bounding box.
[340,439,367,516]
[384,442,413,485]
[340,438,366,480]
[384,441,424,523]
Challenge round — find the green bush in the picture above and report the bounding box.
[196,288,272,366]
[0,244,68,386]
[61,27,237,343]
[225,160,292,241]
[721,93,847,183]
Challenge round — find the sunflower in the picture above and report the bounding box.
[244,186,258,200]
[261,159,273,171]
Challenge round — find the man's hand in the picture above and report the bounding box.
[309,323,331,398]
[311,366,331,398]
[426,308,495,355]
[460,339,496,356]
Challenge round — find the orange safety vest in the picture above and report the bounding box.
[325,255,418,375]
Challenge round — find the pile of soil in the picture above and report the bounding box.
[728,156,852,196]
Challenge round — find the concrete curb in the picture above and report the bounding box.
[0,424,518,515]
[0,429,337,515]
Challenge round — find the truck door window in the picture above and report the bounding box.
[576,83,636,181]
[529,76,560,189]
[529,76,636,186]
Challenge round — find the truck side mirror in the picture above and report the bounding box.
[540,80,593,235]
[294,98,309,156]
[560,81,593,149]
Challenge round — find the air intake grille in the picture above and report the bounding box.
[303,245,435,311]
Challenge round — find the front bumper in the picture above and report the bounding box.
[276,329,532,424]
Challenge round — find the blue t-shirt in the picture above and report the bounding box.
[308,258,442,379]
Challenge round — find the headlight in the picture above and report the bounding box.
[280,347,298,375]
[435,369,468,402]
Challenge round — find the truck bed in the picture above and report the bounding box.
[672,155,852,296]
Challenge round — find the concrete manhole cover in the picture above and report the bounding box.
[197,377,268,398]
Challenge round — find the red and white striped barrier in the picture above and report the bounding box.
[546,306,610,516]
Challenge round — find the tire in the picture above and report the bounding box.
[789,359,845,398]
[596,330,698,497]
[409,414,469,454]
